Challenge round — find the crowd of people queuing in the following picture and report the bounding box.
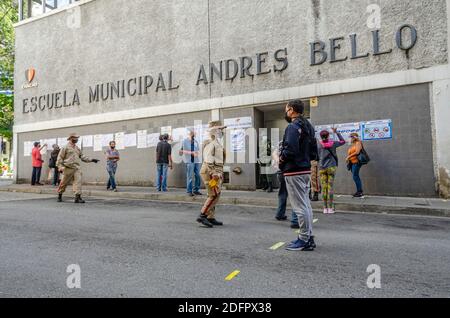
[29,99,370,252]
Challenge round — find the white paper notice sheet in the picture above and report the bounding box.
[137,130,148,149]
[147,133,160,148]
[124,133,137,148]
[23,141,33,157]
[82,135,93,148]
[115,132,125,150]
[102,134,114,147]
[93,135,103,151]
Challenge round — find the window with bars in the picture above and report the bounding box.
[19,0,80,20]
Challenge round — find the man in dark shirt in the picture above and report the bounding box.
[156,134,173,192]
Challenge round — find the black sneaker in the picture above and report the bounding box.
[311,192,319,201]
[290,223,300,229]
[308,236,317,249]
[193,192,203,196]
[275,216,288,221]
[209,219,223,226]
[188,193,195,197]
[353,192,364,198]
[197,215,213,228]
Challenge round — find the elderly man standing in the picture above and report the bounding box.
[180,129,202,197]
[196,121,227,228]
[56,133,100,203]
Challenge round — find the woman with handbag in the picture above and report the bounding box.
[318,128,346,214]
[346,133,367,198]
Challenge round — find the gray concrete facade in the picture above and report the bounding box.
[13,0,450,196]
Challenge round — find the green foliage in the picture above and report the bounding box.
[0,93,13,138]
[0,0,18,138]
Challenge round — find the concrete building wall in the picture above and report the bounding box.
[17,111,211,187]
[12,0,450,196]
[312,84,435,197]
[14,0,448,126]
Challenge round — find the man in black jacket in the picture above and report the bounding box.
[279,100,318,251]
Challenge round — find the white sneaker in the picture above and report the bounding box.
[327,208,335,214]
[323,208,328,214]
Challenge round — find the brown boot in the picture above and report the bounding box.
[74,194,85,204]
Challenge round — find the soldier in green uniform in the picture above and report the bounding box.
[56,133,100,203]
[196,121,227,228]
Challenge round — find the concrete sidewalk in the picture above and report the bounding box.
[0,182,449,217]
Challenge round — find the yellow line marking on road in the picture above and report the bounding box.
[225,270,240,281]
[313,219,319,223]
[295,230,300,234]
[269,242,286,250]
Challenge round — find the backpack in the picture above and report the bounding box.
[49,156,56,168]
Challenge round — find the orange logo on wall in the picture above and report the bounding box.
[25,68,36,83]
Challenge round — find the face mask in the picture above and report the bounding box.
[284,112,292,123]
[111,146,115,149]
[216,130,224,139]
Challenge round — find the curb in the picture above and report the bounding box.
[0,186,449,218]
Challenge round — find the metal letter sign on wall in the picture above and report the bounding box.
[20,23,417,114]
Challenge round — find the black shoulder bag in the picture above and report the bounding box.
[357,143,371,165]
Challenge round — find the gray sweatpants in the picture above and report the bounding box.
[285,174,313,242]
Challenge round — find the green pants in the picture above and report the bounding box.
[320,167,337,209]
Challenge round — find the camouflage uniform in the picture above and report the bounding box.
[57,142,92,195]
[200,137,226,220]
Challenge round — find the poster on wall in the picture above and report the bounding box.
[45,138,57,148]
[224,117,252,129]
[137,130,148,149]
[102,134,114,147]
[335,122,362,143]
[314,124,335,141]
[81,135,93,148]
[39,141,48,155]
[147,133,160,148]
[230,129,246,152]
[124,133,137,148]
[172,127,188,142]
[93,134,103,152]
[160,126,172,137]
[362,119,393,141]
[114,132,125,150]
[57,137,68,147]
[196,124,209,145]
[23,141,33,157]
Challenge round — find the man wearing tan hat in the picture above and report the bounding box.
[56,133,100,203]
[196,121,227,228]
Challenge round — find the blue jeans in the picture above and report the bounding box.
[31,167,42,185]
[351,163,363,193]
[186,162,201,193]
[107,167,117,189]
[275,173,299,225]
[156,163,169,191]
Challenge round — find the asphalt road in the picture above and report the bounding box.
[0,192,449,298]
